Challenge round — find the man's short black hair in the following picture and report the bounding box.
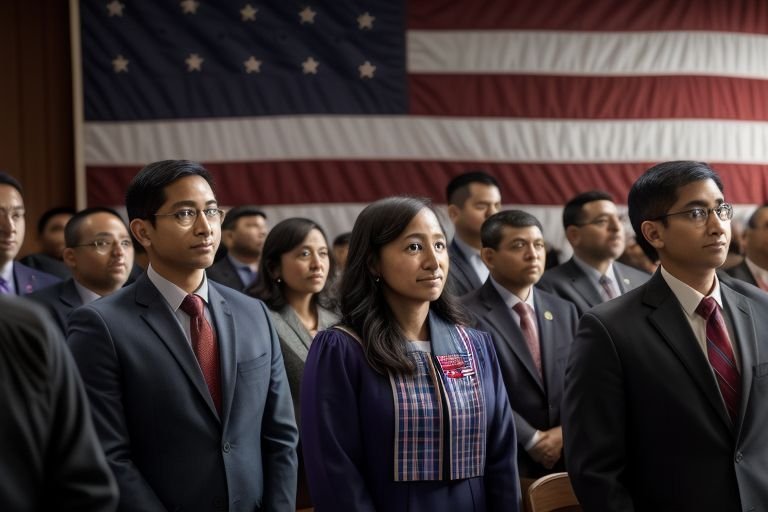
[562,190,615,229]
[64,207,126,247]
[746,203,768,229]
[37,206,76,235]
[0,172,23,194]
[221,205,267,231]
[446,171,500,206]
[333,231,351,247]
[481,210,543,250]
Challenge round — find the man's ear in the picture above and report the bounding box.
[130,219,151,248]
[447,204,461,223]
[564,225,580,247]
[62,248,77,269]
[481,247,495,269]
[641,220,664,251]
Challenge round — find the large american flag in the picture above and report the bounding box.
[75,0,768,247]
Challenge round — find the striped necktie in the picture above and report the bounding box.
[180,294,221,414]
[513,302,542,378]
[0,276,10,295]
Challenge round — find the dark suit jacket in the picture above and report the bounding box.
[207,257,248,292]
[462,281,578,478]
[537,258,650,316]
[725,259,759,287]
[67,274,298,512]
[25,278,83,336]
[19,252,71,279]
[563,271,768,511]
[0,298,117,511]
[447,239,483,297]
[13,261,60,295]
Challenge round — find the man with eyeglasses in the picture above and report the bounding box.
[726,203,768,291]
[563,161,768,510]
[67,160,298,511]
[538,190,650,316]
[26,207,134,336]
[0,172,60,295]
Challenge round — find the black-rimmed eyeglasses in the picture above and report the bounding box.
[154,208,224,227]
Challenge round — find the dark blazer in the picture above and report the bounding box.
[537,258,650,316]
[207,257,248,292]
[13,261,61,295]
[67,273,298,512]
[462,281,578,478]
[19,252,71,279]
[447,239,484,297]
[725,259,759,287]
[25,278,83,336]
[563,271,768,511]
[0,298,117,511]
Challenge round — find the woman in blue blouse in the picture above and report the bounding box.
[301,196,520,511]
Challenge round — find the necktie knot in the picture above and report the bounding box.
[696,296,718,320]
[180,294,205,318]
[599,275,616,299]
[512,302,532,319]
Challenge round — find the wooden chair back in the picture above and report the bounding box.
[525,472,581,512]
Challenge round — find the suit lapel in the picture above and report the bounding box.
[59,279,83,308]
[278,307,313,351]
[721,284,756,430]
[478,282,544,391]
[534,292,561,394]
[208,284,236,427]
[450,241,483,289]
[136,275,221,421]
[644,274,733,429]
[564,260,603,308]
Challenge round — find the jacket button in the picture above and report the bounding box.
[223,442,231,453]
[735,452,743,463]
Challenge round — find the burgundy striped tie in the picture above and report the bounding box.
[180,294,221,414]
[513,302,542,378]
[695,297,741,423]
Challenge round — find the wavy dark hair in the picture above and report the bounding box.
[247,217,336,312]
[340,196,467,375]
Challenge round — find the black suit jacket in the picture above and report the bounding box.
[462,281,578,477]
[207,257,248,292]
[25,278,83,336]
[447,239,483,297]
[67,274,298,511]
[563,271,768,511]
[19,252,71,279]
[537,258,650,316]
[725,259,759,287]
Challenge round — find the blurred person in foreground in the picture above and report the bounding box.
[301,196,520,511]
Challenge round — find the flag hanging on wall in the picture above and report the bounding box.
[74,0,768,244]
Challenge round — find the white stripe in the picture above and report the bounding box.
[84,117,768,165]
[407,30,768,78]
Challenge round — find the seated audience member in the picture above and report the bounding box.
[207,205,268,291]
[0,172,60,295]
[726,204,768,289]
[20,206,76,279]
[538,190,649,315]
[26,207,134,336]
[0,297,118,511]
[462,210,577,478]
[563,161,768,510]
[247,217,339,509]
[301,196,520,511]
[446,171,502,296]
[617,234,658,275]
[332,231,351,274]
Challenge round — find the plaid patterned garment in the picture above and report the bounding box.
[389,322,487,481]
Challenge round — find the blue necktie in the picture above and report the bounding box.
[0,277,10,295]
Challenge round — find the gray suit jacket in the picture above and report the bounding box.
[25,278,83,336]
[447,239,483,297]
[67,273,298,512]
[270,305,339,424]
[537,258,650,316]
[462,281,578,478]
[563,270,768,511]
[725,259,759,287]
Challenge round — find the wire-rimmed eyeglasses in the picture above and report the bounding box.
[70,239,133,255]
[649,203,733,225]
[153,207,224,227]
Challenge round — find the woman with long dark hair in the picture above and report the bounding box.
[247,217,339,508]
[301,196,520,511]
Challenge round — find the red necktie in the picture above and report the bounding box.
[180,294,221,414]
[599,275,616,299]
[513,302,542,378]
[695,297,741,423]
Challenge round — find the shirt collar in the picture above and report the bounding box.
[147,264,209,311]
[572,255,618,283]
[660,265,722,317]
[73,280,103,305]
[0,261,14,292]
[745,257,768,283]
[452,235,480,260]
[489,276,535,311]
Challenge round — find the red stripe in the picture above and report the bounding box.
[86,161,768,207]
[408,0,768,33]
[409,75,768,120]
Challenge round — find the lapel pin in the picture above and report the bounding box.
[623,278,630,285]
[544,311,554,321]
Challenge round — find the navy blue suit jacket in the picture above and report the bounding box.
[25,278,83,336]
[67,273,298,512]
[12,261,60,295]
[207,257,248,292]
[462,281,578,477]
[447,240,483,297]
